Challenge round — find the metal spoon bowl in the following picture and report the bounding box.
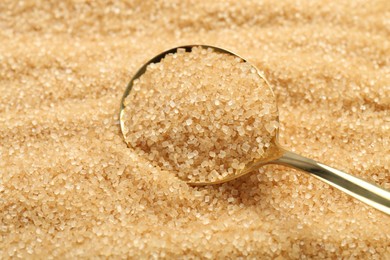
[120,45,390,215]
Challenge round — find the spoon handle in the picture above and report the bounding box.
[272,150,390,215]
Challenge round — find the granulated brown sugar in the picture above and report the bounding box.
[122,47,278,183]
[1,0,389,258]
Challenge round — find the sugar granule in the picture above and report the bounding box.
[122,47,278,183]
[0,0,389,258]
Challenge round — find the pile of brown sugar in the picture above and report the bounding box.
[1,0,389,258]
[122,47,278,183]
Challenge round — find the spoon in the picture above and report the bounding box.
[119,45,390,215]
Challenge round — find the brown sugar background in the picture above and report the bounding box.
[0,0,389,258]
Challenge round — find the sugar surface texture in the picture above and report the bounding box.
[122,47,278,183]
[1,0,390,258]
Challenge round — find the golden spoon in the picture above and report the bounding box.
[120,45,390,215]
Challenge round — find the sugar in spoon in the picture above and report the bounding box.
[120,45,390,215]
